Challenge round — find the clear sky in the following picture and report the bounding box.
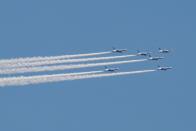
[0,0,195,130]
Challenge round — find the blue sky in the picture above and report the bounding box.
[0,0,195,130]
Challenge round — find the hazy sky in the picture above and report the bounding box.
[0,0,195,130]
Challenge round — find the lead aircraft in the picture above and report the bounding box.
[159,48,170,53]
[157,65,173,71]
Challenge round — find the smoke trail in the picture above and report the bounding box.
[0,70,104,83]
[1,54,136,68]
[0,69,156,87]
[0,71,104,87]
[67,70,156,80]
[0,51,111,65]
[0,59,147,74]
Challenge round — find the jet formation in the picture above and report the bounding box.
[105,48,172,72]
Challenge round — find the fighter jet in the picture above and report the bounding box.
[104,66,119,72]
[157,66,172,71]
[112,47,127,53]
[137,50,152,56]
[148,55,164,61]
[159,48,170,53]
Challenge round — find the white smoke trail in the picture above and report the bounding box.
[0,51,111,65]
[1,54,136,68]
[0,70,104,83]
[0,69,156,87]
[0,70,104,87]
[68,69,156,80]
[0,59,147,74]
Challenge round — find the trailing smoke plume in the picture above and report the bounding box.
[0,69,156,87]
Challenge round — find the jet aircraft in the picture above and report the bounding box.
[104,66,119,72]
[148,55,164,61]
[137,50,152,56]
[159,48,170,53]
[157,66,172,71]
[112,47,127,53]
